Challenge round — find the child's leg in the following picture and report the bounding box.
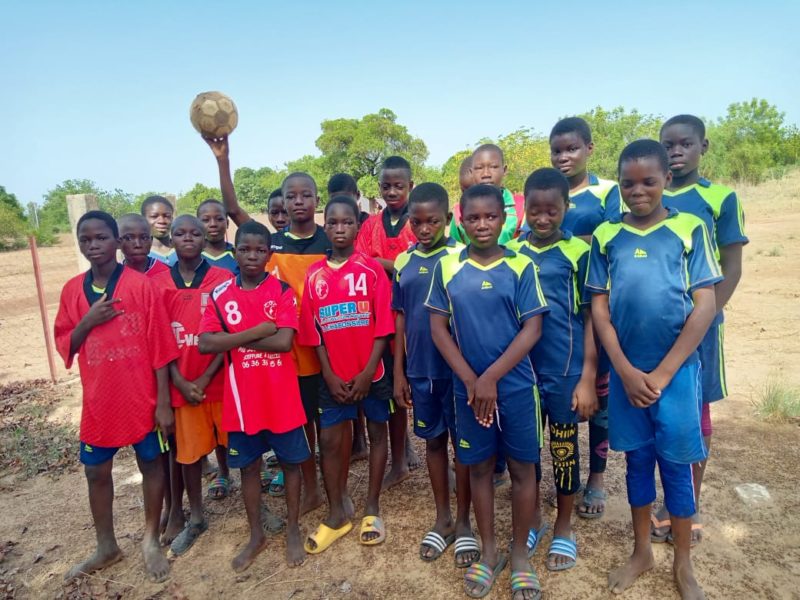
[298,375,324,514]
[65,457,122,580]
[659,455,704,599]
[162,446,185,544]
[233,456,268,571]
[506,457,538,574]
[384,406,411,489]
[136,452,170,582]
[317,421,350,535]
[582,369,609,517]
[608,445,657,593]
[281,461,305,566]
[351,407,369,461]
[182,460,205,526]
[363,417,388,538]
[159,452,170,533]
[464,456,499,596]
[549,421,581,569]
[214,444,230,480]
[425,431,453,535]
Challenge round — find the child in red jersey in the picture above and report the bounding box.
[299,195,394,553]
[150,215,233,557]
[199,220,309,570]
[54,211,178,584]
[118,214,169,278]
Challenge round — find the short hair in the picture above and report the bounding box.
[618,139,670,176]
[472,143,505,164]
[380,156,412,179]
[78,210,119,238]
[661,114,706,140]
[524,168,570,203]
[234,219,271,247]
[140,195,173,215]
[324,194,360,219]
[459,183,504,212]
[281,172,318,195]
[268,188,283,200]
[459,155,473,177]
[117,213,149,230]
[408,182,449,214]
[550,117,593,144]
[196,199,226,216]
[327,173,359,197]
[172,214,204,233]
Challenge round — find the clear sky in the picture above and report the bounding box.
[3,0,798,205]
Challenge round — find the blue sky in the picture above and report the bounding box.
[3,0,798,205]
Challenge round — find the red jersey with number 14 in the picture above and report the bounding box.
[299,252,394,382]
[199,275,305,435]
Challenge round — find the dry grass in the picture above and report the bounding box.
[752,375,800,423]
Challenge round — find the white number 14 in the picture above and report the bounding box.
[344,273,367,297]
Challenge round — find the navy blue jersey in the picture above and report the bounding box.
[202,242,239,275]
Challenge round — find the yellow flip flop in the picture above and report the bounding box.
[359,515,386,546]
[304,522,353,554]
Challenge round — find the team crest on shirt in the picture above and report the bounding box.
[315,279,329,300]
[263,300,277,320]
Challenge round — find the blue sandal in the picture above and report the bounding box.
[526,523,549,558]
[510,569,542,599]
[547,534,577,571]
[268,470,285,497]
[464,554,508,599]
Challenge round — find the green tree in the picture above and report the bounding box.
[98,188,137,218]
[494,128,550,193]
[39,179,104,232]
[233,166,284,212]
[177,183,222,215]
[0,186,25,221]
[440,149,473,206]
[0,203,28,250]
[316,108,428,198]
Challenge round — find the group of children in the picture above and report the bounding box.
[55,113,746,600]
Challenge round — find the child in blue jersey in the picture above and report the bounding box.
[586,140,721,600]
[197,199,239,275]
[393,183,479,568]
[651,114,749,545]
[508,168,597,572]
[550,116,621,518]
[427,184,549,600]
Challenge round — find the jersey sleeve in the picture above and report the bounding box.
[275,286,299,330]
[716,191,749,248]
[603,184,622,222]
[424,260,450,316]
[373,267,395,338]
[297,275,322,347]
[516,261,549,322]
[585,235,610,296]
[391,268,403,312]
[143,281,180,370]
[54,281,79,369]
[354,217,374,256]
[576,249,590,307]
[688,223,724,293]
[199,296,224,334]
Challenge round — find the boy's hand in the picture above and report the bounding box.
[645,367,673,397]
[349,370,372,403]
[393,371,412,410]
[174,377,200,405]
[250,321,278,340]
[473,374,498,428]
[204,135,229,160]
[186,374,211,404]
[619,367,660,408]
[323,372,351,404]
[83,294,123,329]
[155,403,174,435]
[571,375,598,420]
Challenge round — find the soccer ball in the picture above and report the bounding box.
[189,91,238,138]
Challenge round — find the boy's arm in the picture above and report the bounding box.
[572,308,599,419]
[350,335,389,402]
[591,293,660,407]
[376,258,395,274]
[169,360,202,405]
[430,313,477,403]
[205,136,251,226]
[393,313,412,409]
[245,327,295,353]
[315,345,351,404]
[198,321,277,354]
[154,365,174,435]
[69,294,123,356]
[715,243,743,312]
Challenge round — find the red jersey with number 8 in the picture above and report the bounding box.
[298,252,394,382]
[199,275,306,435]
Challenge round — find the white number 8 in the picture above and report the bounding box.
[224,301,242,325]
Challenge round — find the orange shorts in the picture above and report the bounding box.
[174,402,228,465]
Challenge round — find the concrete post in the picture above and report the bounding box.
[66,193,99,273]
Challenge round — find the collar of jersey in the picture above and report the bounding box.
[235,272,269,289]
[569,172,600,197]
[664,177,711,196]
[458,245,515,270]
[411,237,457,256]
[610,206,680,235]
[170,258,211,289]
[285,229,317,240]
[519,229,573,252]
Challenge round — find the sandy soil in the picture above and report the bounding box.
[0,174,798,599]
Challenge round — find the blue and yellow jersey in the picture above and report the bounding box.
[425,247,549,397]
[508,231,590,377]
[585,208,723,372]
[149,248,177,266]
[392,238,463,380]
[663,177,748,260]
[202,242,239,275]
[563,173,621,237]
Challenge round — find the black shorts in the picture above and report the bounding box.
[299,374,321,424]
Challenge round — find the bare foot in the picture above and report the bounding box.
[382,465,410,491]
[300,488,325,516]
[64,546,123,581]
[142,538,170,583]
[286,525,306,567]
[674,561,705,599]
[232,534,268,573]
[608,551,655,594]
[405,437,421,471]
[343,495,355,520]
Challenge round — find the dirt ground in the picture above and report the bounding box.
[0,174,799,599]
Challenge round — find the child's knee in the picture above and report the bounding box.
[426,431,448,453]
[366,420,388,445]
[658,456,695,518]
[625,445,657,507]
[470,456,496,479]
[506,458,537,486]
[549,422,581,495]
[84,462,112,484]
[240,457,261,476]
[281,462,301,476]
[319,426,341,455]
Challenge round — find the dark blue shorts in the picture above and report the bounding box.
[410,377,456,440]
[453,387,541,466]
[317,375,393,429]
[698,321,727,403]
[80,430,167,466]
[609,362,707,465]
[538,373,581,425]
[227,427,311,469]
